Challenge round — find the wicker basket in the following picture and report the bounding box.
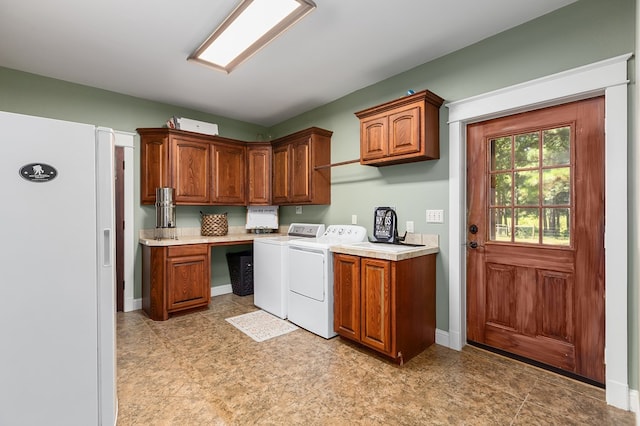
[200,212,228,236]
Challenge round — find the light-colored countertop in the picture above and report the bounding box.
[139,226,285,247]
[330,233,439,261]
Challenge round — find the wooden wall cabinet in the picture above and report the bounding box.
[140,130,170,204]
[139,128,249,205]
[355,90,444,166]
[142,244,211,321]
[271,127,332,205]
[333,253,436,364]
[172,135,211,204]
[247,143,272,205]
[139,127,331,206]
[211,141,246,205]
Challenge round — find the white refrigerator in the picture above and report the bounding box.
[0,111,117,425]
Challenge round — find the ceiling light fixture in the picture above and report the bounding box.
[188,0,316,74]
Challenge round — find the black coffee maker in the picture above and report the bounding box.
[372,207,399,243]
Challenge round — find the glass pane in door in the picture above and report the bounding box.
[515,132,539,169]
[490,208,512,242]
[487,126,572,246]
[543,208,570,245]
[490,137,512,170]
[543,127,570,166]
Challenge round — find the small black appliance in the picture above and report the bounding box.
[372,207,399,243]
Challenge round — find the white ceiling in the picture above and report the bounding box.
[0,0,576,127]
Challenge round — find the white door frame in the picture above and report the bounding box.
[446,53,632,410]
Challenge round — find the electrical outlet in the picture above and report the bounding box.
[295,206,303,214]
[426,209,444,223]
[406,221,414,232]
[351,214,358,224]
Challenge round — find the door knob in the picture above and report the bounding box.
[469,241,478,249]
[469,224,478,234]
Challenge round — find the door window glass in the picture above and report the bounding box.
[488,126,572,246]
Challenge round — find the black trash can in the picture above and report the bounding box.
[226,250,254,296]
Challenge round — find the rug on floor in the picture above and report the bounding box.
[225,310,298,342]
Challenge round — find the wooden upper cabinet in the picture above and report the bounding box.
[140,131,170,204]
[271,127,332,205]
[290,138,311,203]
[355,90,444,166]
[271,143,290,204]
[171,136,211,204]
[211,141,246,205]
[138,126,331,206]
[247,143,272,205]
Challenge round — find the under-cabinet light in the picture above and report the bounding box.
[188,0,316,73]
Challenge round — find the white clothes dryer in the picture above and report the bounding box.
[287,225,367,338]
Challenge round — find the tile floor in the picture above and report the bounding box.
[116,294,635,425]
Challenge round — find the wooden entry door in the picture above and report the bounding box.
[466,97,605,384]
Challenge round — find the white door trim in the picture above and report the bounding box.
[446,53,632,410]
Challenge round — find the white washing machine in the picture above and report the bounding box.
[253,223,325,319]
[287,225,367,338]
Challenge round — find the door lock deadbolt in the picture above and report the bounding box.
[469,224,478,234]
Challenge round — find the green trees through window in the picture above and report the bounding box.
[488,126,571,246]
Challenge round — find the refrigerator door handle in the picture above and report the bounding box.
[103,228,112,267]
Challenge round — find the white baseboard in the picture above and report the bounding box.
[211,284,232,297]
[607,378,631,411]
[435,328,449,347]
[124,297,141,312]
[629,389,638,416]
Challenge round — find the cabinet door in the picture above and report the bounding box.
[212,143,246,204]
[272,144,290,204]
[140,133,170,204]
[166,253,210,312]
[172,137,211,204]
[360,115,388,161]
[387,103,421,157]
[247,144,271,205]
[361,258,392,354]
[290,138,312,203]
[333,254,361,340]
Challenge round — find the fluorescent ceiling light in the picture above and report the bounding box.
[189,0,316,73]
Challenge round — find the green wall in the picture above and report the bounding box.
[0,0,636,387]
[271,0,637,387]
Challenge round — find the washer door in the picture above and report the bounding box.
[289,246,325,301]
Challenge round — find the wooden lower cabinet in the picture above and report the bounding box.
[142,244,211,321]
[333,253,436,364]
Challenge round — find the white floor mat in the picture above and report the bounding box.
[225,310,298,342]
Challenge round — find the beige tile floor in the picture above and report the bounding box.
[116,294,635,425]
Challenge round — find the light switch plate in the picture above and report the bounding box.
[351,214,358,224]
[406,221,414,232]
[426,209,444,223]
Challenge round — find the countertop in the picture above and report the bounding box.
[330,233,439,261]
[330,243,438,261]
[139,226,285,247]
